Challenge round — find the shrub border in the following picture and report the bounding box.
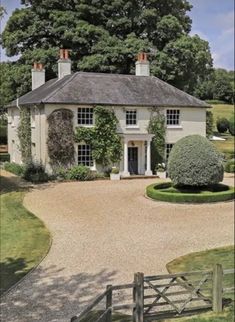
[146,182,235,204]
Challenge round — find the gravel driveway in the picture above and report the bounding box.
[1,175,234,322]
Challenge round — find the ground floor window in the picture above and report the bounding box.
[78,144,93,167]
[166,143,174,160]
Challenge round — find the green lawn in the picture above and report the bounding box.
[0,192,51,295]
[210,104,234,158]
[211,104,234,123]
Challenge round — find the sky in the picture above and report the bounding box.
[0,0,234,70]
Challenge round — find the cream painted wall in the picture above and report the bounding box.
[165,107,206,144]
[8,104,206,173]
[7,107,22,164]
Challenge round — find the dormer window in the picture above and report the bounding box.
[77,107,93,125]
[166,109,180,125]
[126,109,137,126]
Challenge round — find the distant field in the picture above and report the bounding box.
[210,104,234,125]
[210,104,234,158]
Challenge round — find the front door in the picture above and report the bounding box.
[128,147,138,174]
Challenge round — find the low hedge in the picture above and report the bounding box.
[0,153,10,162]
[146,182,235,204]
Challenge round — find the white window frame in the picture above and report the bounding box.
[77,107,94,126]
[77,143,93,167]
[166,143,174,160]
[166,109,181,127]
[126,109,138,127]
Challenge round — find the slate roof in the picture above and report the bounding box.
[9,72,210,108]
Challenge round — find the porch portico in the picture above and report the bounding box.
[121,134,154,177]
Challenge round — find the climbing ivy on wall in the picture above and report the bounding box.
[47,109,75,169]
[18,107,31,162]
[148,111,166,171]
[75,106,122,167]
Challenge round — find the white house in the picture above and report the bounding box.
[8,50,210,176]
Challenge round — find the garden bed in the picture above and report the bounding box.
[146,182,235,203]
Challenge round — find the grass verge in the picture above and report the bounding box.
[146,182,235,203]
[0,191,51,295]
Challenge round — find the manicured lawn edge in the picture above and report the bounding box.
[146,182,235,204]
[0,192,52,297]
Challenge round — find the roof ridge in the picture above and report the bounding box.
[43,73,79,102]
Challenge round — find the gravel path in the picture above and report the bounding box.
[1,174,234,322]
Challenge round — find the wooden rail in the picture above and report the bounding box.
[71,265,234,322]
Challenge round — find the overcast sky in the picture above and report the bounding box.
[0,0,234,70]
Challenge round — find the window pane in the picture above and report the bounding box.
[78,144,93,167]
[126,110,137,125]
[167,110,180,125]
[78,107,93,125]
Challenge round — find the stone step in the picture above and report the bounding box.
[121,175,159,180]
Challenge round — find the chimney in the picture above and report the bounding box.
[58,49,71,79]
[32,63,45,90]
[135,52,150,76]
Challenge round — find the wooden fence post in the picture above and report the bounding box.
[133,272,144,322]
[213,264,223,313]
[106,285,112,322]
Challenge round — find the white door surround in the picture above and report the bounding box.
[121,134,154,176]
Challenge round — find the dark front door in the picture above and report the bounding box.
[128,147,138,174]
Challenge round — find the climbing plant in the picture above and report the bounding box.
[47,109,75,169]
[18,107,31,162]
[75,106,122,167]
[206,110,214,138]
[148,111,166,172]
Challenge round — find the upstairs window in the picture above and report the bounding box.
[166,109,180,125]
[126,110,137,126]
[78,144,93,167]
[77,107,93,125]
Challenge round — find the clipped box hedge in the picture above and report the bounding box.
[0,153,10,162]
[146,182,235,204]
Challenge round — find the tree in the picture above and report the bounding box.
[213,72,234,104]
[151,35,213,94]
[194,68,234,103]
[1,0,213,111]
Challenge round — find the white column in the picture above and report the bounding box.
[145,140,152,176]
[123,139,130,176]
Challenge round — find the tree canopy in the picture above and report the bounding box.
[1,0,215,112]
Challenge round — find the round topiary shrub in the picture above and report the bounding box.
[216,117,229,133]
[168,135,224,187]
[228,116,234,136]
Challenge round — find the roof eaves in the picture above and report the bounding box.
[151,76,210,108]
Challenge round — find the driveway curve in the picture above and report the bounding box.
[1,175,234,322]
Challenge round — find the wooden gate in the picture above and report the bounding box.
[71,265,234,322]
[143,270,213,320]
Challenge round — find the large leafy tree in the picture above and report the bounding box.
[1,0,213,112]
[194,68,234,104]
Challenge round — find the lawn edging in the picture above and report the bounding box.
[0,191,52,297]
[146,182,235,204]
